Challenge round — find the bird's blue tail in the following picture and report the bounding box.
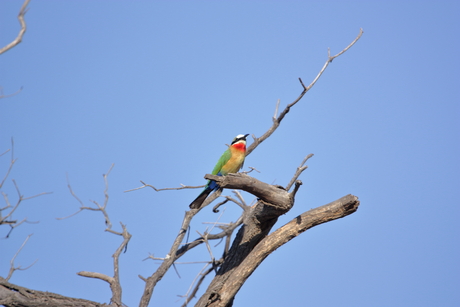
[189,175,221,209]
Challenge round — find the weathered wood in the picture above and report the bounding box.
[205,173,293,210]
[0,278,106,307]
[195,194,360,307]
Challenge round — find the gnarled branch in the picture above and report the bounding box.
[196,194,360,307]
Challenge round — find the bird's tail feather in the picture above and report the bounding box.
[189,188,213,209]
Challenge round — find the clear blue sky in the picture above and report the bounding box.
[1,1,459,306]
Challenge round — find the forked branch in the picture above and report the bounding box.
[4,234,37,281]
[286,153,314,191]
[0,143,51,238]
[60,164,131,306]
[137,29,363,307]
[197,195,360,307]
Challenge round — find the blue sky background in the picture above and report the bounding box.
[1,1,459,306]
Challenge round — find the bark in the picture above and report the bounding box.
[1,27,363,307]
[0,278,106,307]
[194,194,360,307]
[205,173,293,210]
[0,174,359,307]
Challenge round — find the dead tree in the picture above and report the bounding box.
[0,25,363,307]
[138,29,363,307]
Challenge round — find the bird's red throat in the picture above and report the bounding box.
[231,143,246,151]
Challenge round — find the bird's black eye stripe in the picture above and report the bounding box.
[231,134,249,144]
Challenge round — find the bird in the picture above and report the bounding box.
[189,134,249,209]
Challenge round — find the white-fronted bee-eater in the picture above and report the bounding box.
[189,134,249,209]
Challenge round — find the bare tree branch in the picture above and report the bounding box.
[181,212,241,305]
[77,271,114,284]
[0,29,363,307]
[0,149,10,158]
[0,0,30,55]
[0,86,23,100]
[110,222,131,305]
[285,153,314,191]
[196,230,216,266]
[124,168,259,194]
[0,278,105,307]
[205,173,292,210]
[181,263,213,307]
[196,194,360,307]
[60,164,131,306]
[138,30,364,307]
[77,222,132,306]
[139,187,241,307]
[246,28,364,156]
[58,164,115,230]
[1,178,50,237]
[176,215,244,260]
[5,234,37,281]
[0,139,16,190]
[241,166,260,175]
[124,180,204,193]
[192,27,364,300]
[139,209,196,307]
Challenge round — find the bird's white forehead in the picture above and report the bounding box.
[235,134,246,139]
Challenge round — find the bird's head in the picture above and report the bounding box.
[231,134,250,146]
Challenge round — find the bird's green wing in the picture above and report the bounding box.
[211,148,231,175]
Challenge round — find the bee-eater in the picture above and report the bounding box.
[189,134,249,209]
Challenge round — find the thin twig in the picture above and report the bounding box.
[139,191,229,307]
[77,271,114,284]
[232,191,247,207]
[202,222,235,226]
[0,139,16,189]
[139,210,197,307]
[1,177,50,237]
[0,0,30,55]
[6,234,37,281]
[181,263,213,307]
[212,199,229,213]
[125,180,205,193]
[221,194,247,211]
[196,231,215,266]
[0,86,23,100]
[175,215,244,260]
[58,164,115,229]
[195,208,227,266]
[64,164,130,306]
[139,29,364,307]
[273,99,280,120]
[0,148,10,158]
[241,166,260,174]
[246,28,364,156]
[98,163,114,229]
[285,154,314,191]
